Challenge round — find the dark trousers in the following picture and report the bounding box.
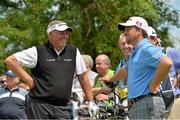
[26,97,73,119]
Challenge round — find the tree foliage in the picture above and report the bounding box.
[0,0,179,73]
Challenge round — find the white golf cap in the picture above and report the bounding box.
[118,16,148,33]
[47,20,73,34]
[147,26,157,37]
[148,26,162,43]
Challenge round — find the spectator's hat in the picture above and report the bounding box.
[5,70,16,77]
[118,16,148,33]
[47,20,73,34]
[147,26,157,37]
[148,26,161,42]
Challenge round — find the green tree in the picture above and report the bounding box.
[0,0,179,73]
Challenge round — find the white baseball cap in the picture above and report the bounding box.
[47,20,73,34]
[148,26,161,43]
[118,16,148,33]
[147,26,157,37]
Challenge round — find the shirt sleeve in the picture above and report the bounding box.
[13,46,38,68]
[167,47,180,67]
[144,46,165,68]
[75,48,87,75]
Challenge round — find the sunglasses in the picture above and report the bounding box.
[0,81,5,84]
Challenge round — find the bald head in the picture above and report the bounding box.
[95,54,111,76]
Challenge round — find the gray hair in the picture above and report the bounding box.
[97,54,111,67]
[82,54,94,69]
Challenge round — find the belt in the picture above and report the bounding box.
[130,92,161,104]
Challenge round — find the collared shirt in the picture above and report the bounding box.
[0,86,28,119]
[72,70,98,89]
[126,38,165,99]
[93,69,114,88]
[115,59,127,73]
[71,70,98,104]
[14,46,86,75]
[114,59,127,87]
[166,47,180,95]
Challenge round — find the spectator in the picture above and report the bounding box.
[0,70,28,119]
[93,54,114,101]
[103,16,172,119]
[114,33,133,104]
[72,54,98,89]
[0,75,7,88]
[71,54,98,119]
[147,26,161,47]
[115,33,133,87]
[4,20,99,119]
[72,54,98,102]
[82,54,98,86]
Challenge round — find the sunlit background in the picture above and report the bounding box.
[168,0,180,48]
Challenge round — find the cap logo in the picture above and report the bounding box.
[47,23,66,34]
[58,23,66,27]
[136,21,142,27]
[47,22,72,34]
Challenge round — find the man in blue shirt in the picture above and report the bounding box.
[103,16,172,119]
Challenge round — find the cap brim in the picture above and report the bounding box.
[47,24,73,34]
[6,75,16,77]
[66,27,73,32]
[117,23,135,30]
[5,70,16,77]
[5,73,16,77]
[118,23,125,30]
[57,26,73,32]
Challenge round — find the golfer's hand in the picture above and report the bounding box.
[149,82,160,93]
[88,101,99,117]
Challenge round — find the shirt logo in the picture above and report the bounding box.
[46,58,55,61]
[136,21,142,27]
[64,59,72,62]
[152,51,161,59]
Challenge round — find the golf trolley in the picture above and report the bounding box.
[95,82,129,119]
[71,82,129,119]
